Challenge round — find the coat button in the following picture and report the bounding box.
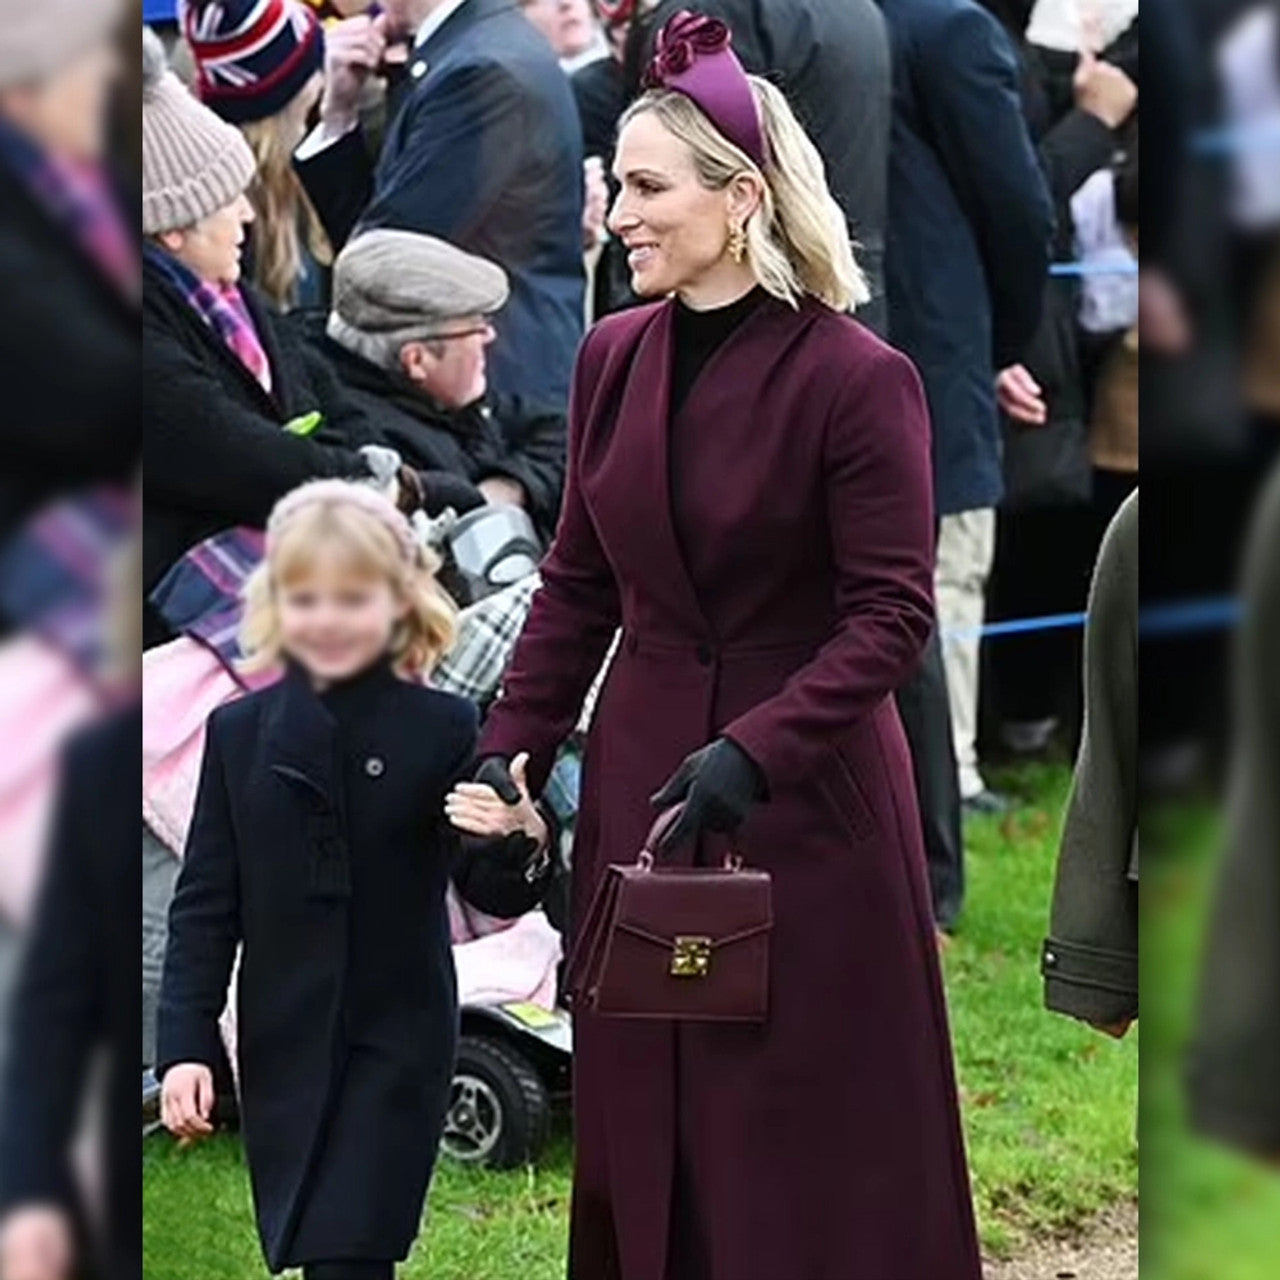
[1044,950,1057,967]
[365,756,385,778]
[696,644,713,666]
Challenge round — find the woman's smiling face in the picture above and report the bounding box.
[608,110,735,300]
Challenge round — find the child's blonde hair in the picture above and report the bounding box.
[240,480,457,677]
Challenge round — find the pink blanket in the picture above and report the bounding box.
[142,637,251,857]
[0,635,99,927]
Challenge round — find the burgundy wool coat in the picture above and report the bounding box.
[480,294,983,1280]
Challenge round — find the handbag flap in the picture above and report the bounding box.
[613,866,772,945]
[615,918,773,950]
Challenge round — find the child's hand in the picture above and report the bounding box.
[445,752,548,849]
[161,1063,216,1145]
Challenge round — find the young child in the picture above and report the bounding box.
[156,480,549,1280]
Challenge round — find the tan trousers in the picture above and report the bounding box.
[936,508,997,801]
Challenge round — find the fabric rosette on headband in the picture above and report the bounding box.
[643,10,766,168]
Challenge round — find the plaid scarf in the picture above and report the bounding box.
[0,117,139,303]
[149,526,266,679]
[0,486,135,681]
[144,242,273,394]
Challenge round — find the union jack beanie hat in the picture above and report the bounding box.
[182,0,325,125]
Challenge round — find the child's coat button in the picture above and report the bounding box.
[365,756,385,778]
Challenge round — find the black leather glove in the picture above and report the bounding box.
[650,738,766,854]
[452,758,556,918]
[473,754,521,804]
[418,469,487,517]
[452,828,554,920]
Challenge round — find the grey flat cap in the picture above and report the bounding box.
[329,230,510,359]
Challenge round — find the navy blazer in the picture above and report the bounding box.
[878,0,1053,515]
[297,0,585,407]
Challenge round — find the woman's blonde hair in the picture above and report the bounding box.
[620,77,868,313]
[239,488,457,678]
[241,110,333,310]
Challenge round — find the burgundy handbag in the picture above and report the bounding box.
[564,805,773,1022]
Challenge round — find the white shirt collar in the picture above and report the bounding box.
[414,0,471,50]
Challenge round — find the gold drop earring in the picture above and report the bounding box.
[727,221,747,264]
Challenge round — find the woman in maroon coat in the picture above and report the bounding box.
[470,12,983,1278]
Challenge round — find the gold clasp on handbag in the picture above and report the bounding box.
[671,936,712,978]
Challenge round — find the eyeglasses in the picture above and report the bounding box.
[421,323,496,342]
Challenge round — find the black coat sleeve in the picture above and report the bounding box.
[293,126,376,255]
[155,718,242,1080]
[915,5,1055,367]
[298,337,386,452]
[0,243,137,488]
[484,396,568,538]
[0,737,104,1212]
[1038,109,1120,210]
[144,321,372,528]
[440,708,554,920]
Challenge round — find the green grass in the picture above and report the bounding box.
[945,762,1138,1255]
[144,762,1140,1278]
[144,1129,577,1280]
[1139,803,1280,1280]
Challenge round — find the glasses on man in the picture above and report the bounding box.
[423,321,497,342]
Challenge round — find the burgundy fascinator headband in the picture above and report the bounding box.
[643,10,767,169]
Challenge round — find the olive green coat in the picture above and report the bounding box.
[1187,464,1280,1154]
[1041,490,1138,1024]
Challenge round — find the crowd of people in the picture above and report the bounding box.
[0,0,1157,1274]
[2,0,1280,1275]
[141,0,1142,930]
[133,0,1149,1275]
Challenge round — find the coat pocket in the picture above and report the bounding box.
[819,746,877,843]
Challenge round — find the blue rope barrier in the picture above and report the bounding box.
[1138,597,1243,637]
[943,612,1086,643]
[1049,261,1138,278]
[1191,123,1280,157]
[942,597,1241,643]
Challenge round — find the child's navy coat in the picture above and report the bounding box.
[157,660,488,1270]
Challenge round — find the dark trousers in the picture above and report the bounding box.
[1141,451,1273,757]
[987,503,1094,730]
[303,1264,394,1280]
[896,626,964,931]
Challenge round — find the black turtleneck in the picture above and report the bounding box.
[670,286,766,418]
[315,655,398,726]
[666,287,768,585]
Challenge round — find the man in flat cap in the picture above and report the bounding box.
[294,0,583,407]
[310,228,566,537]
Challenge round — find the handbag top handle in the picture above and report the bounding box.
[638,804,745,873]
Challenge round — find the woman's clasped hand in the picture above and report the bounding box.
[445,752,549,851]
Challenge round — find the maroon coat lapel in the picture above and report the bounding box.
[583,301,710,637]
